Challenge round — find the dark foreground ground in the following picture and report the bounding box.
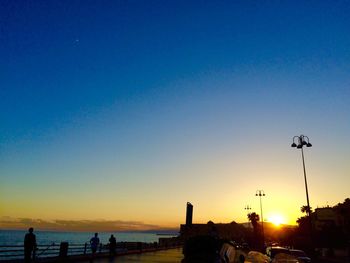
[80,248,183,263]
[78,248,350,263]
[3,247,348,263]
[316,257,350,263]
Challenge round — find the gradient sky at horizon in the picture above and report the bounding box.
[1,1,350,229]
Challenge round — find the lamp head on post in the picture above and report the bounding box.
[255,190,266,197]
[291,135,312,149]
[245,205,252,211]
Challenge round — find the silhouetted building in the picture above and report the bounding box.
[180,221,248,241]
[186,202,193,226]
[314,207,343,230]
[180,202,248,241]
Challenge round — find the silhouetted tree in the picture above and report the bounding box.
[295,198,350,252]
[300,205,312,214]
[247,212,260,229]
[298,206,313,237]
[296,216,309,235]
[247,212,261,249]
[334,198,350,237]
[323,198,350,248]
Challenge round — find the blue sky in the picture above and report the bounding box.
[1,0,350,229]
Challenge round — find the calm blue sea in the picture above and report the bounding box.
[0,230,177,246]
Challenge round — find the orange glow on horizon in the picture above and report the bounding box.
[267,213,286,227]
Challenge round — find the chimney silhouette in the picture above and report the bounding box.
[186,202,193,226]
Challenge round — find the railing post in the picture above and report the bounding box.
[84,243,87,255]
[99,243,102,253]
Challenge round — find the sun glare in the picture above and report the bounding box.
[268,214,285,227]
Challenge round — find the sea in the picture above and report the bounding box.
[0,230,178,246]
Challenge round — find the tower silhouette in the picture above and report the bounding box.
[186,202,193,226]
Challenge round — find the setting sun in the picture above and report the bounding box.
[268,214,285,227]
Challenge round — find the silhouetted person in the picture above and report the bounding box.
[109,234,117,256]
[24,227,37,263]
[90,233,100,254]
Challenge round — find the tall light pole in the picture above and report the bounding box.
[244,205,252,229]
[244,204,252,214]
[256,190,265,248]
[291,135,312,220]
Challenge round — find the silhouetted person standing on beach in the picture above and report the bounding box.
[24,227,37,263]
[90,233,100,254]
[109,234,117,256]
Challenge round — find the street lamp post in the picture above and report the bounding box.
[255,190,265,248]
[291,135,313,243]
[291,135,312,219]
[244,205,252,214]
[245,205,252,229]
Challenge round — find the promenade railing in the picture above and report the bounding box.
[0,243,91,260]
[0,241,181,261]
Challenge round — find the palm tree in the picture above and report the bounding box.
[247,212,260,228]
[247,212,261,249]
[298,206,313,237]
[300,205,312,214]
[248,212,260,226]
